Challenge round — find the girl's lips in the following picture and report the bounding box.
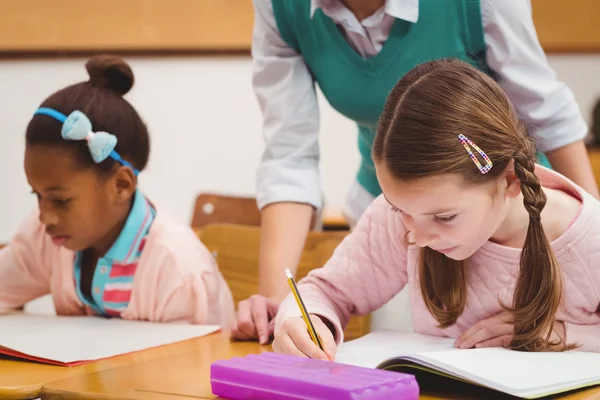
[51,236,69,246]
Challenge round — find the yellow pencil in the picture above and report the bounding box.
[285,268,324,351]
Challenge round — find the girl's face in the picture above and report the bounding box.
[377,164,515,260]
[24,145,134,254]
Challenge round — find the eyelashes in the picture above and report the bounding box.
[433,215,457,224]
[390,206,458,224]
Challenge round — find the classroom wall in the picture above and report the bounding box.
[1,54,599,246]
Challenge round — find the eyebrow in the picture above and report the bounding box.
[383,195,457,216]
[44,186,68,193]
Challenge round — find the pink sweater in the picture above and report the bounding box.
[276,167,600,352]
[0,209,235,327]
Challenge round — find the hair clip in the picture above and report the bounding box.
[33,107,139,176]
[458,134,493,174]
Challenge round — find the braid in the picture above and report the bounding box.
[512,145,546,221]
[507,144,574,351]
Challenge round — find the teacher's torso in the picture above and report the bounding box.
[272,0,491,199]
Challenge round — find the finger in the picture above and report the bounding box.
[311,316,337,361]
[267,300,280,319]
[251,299,271,345]
[275,333,311,358]
[229,319,252,341]
[456,315,500,344]
[289,320,329,360]
[458,323,513,349]
[475,335,513,349]
[236,301,258,340]
[268,318,275,338]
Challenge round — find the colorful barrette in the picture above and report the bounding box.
[458,134,493,174]
[33,107,139,176]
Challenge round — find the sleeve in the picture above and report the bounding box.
[274,196,409,343]
[563,203,600,353]
[251,0,323,210]
[482,0,588,152]
[565,323,600,352]
[137,234,234,326]
[0,212,51,310]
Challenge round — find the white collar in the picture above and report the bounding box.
[310,0,419,23]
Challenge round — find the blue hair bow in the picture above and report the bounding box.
[33,107,139,176]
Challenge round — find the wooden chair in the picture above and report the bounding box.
[588,149,600,188]
[190,192,325,230]
[197,223,370,341]
[191,193,262,229]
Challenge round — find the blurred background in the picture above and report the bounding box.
[0,0,599,243]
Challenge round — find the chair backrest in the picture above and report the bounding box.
[191,192,322,230]
[191,193,262,228]
[588,149,600,188]
[197,223,370,341]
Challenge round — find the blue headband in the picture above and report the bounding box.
[33,107,139,176]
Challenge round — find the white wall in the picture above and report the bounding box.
[0,54,599,244]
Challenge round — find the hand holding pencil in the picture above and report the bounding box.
[271,269,337,361]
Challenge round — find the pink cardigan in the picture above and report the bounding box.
[0,209,234,327]
[275,166,600,352]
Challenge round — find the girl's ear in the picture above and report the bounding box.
[504,160,522,199]
[110,166,136,204]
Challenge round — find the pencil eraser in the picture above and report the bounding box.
[210,352,419,399]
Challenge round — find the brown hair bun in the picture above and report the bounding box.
[85,54,134,96]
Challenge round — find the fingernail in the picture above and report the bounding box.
[260,336,266,344]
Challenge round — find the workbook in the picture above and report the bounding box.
[334,330,600,399]
[0,313,220,366]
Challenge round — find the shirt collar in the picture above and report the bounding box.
[103,190,152,263]
[310,0,419,23]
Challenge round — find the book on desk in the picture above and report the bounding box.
[333,330,600,399]
[0,313,220,366]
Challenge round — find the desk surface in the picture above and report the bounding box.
[0,332,213,400]
[41,332,600,400]
[41,331,266,400]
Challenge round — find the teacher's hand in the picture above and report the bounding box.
[231,294,279,344]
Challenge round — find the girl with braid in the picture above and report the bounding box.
[272,59,600,360]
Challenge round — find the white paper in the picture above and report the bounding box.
[335,330,455,367]
[419,347,600,397]
[334,330,600,398]
[0,313,221,363]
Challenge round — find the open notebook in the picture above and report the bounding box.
[334,330,600,399]
[0,313,220,366]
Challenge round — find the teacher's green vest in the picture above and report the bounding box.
[272,0,551,197]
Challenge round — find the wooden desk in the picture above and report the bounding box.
[41,331,266,400]
[322,209,350,230]
[0,333,207,400]
[41,331,600,400]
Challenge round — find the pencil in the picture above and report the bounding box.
[285,268,324,351]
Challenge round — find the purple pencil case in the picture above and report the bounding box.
[210,352,419,400]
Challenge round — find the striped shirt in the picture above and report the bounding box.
[74,190,155,317]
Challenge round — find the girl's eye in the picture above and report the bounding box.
[53,198,71,206]
[434,214,457,224]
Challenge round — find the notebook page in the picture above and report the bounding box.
[334,330,455,368]
[417,347,600,397]
[0,313,220,363]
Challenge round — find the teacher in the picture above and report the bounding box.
[232,0,599,344]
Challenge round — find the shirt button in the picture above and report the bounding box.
[100,267,108,274]
[94,287,100,294]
